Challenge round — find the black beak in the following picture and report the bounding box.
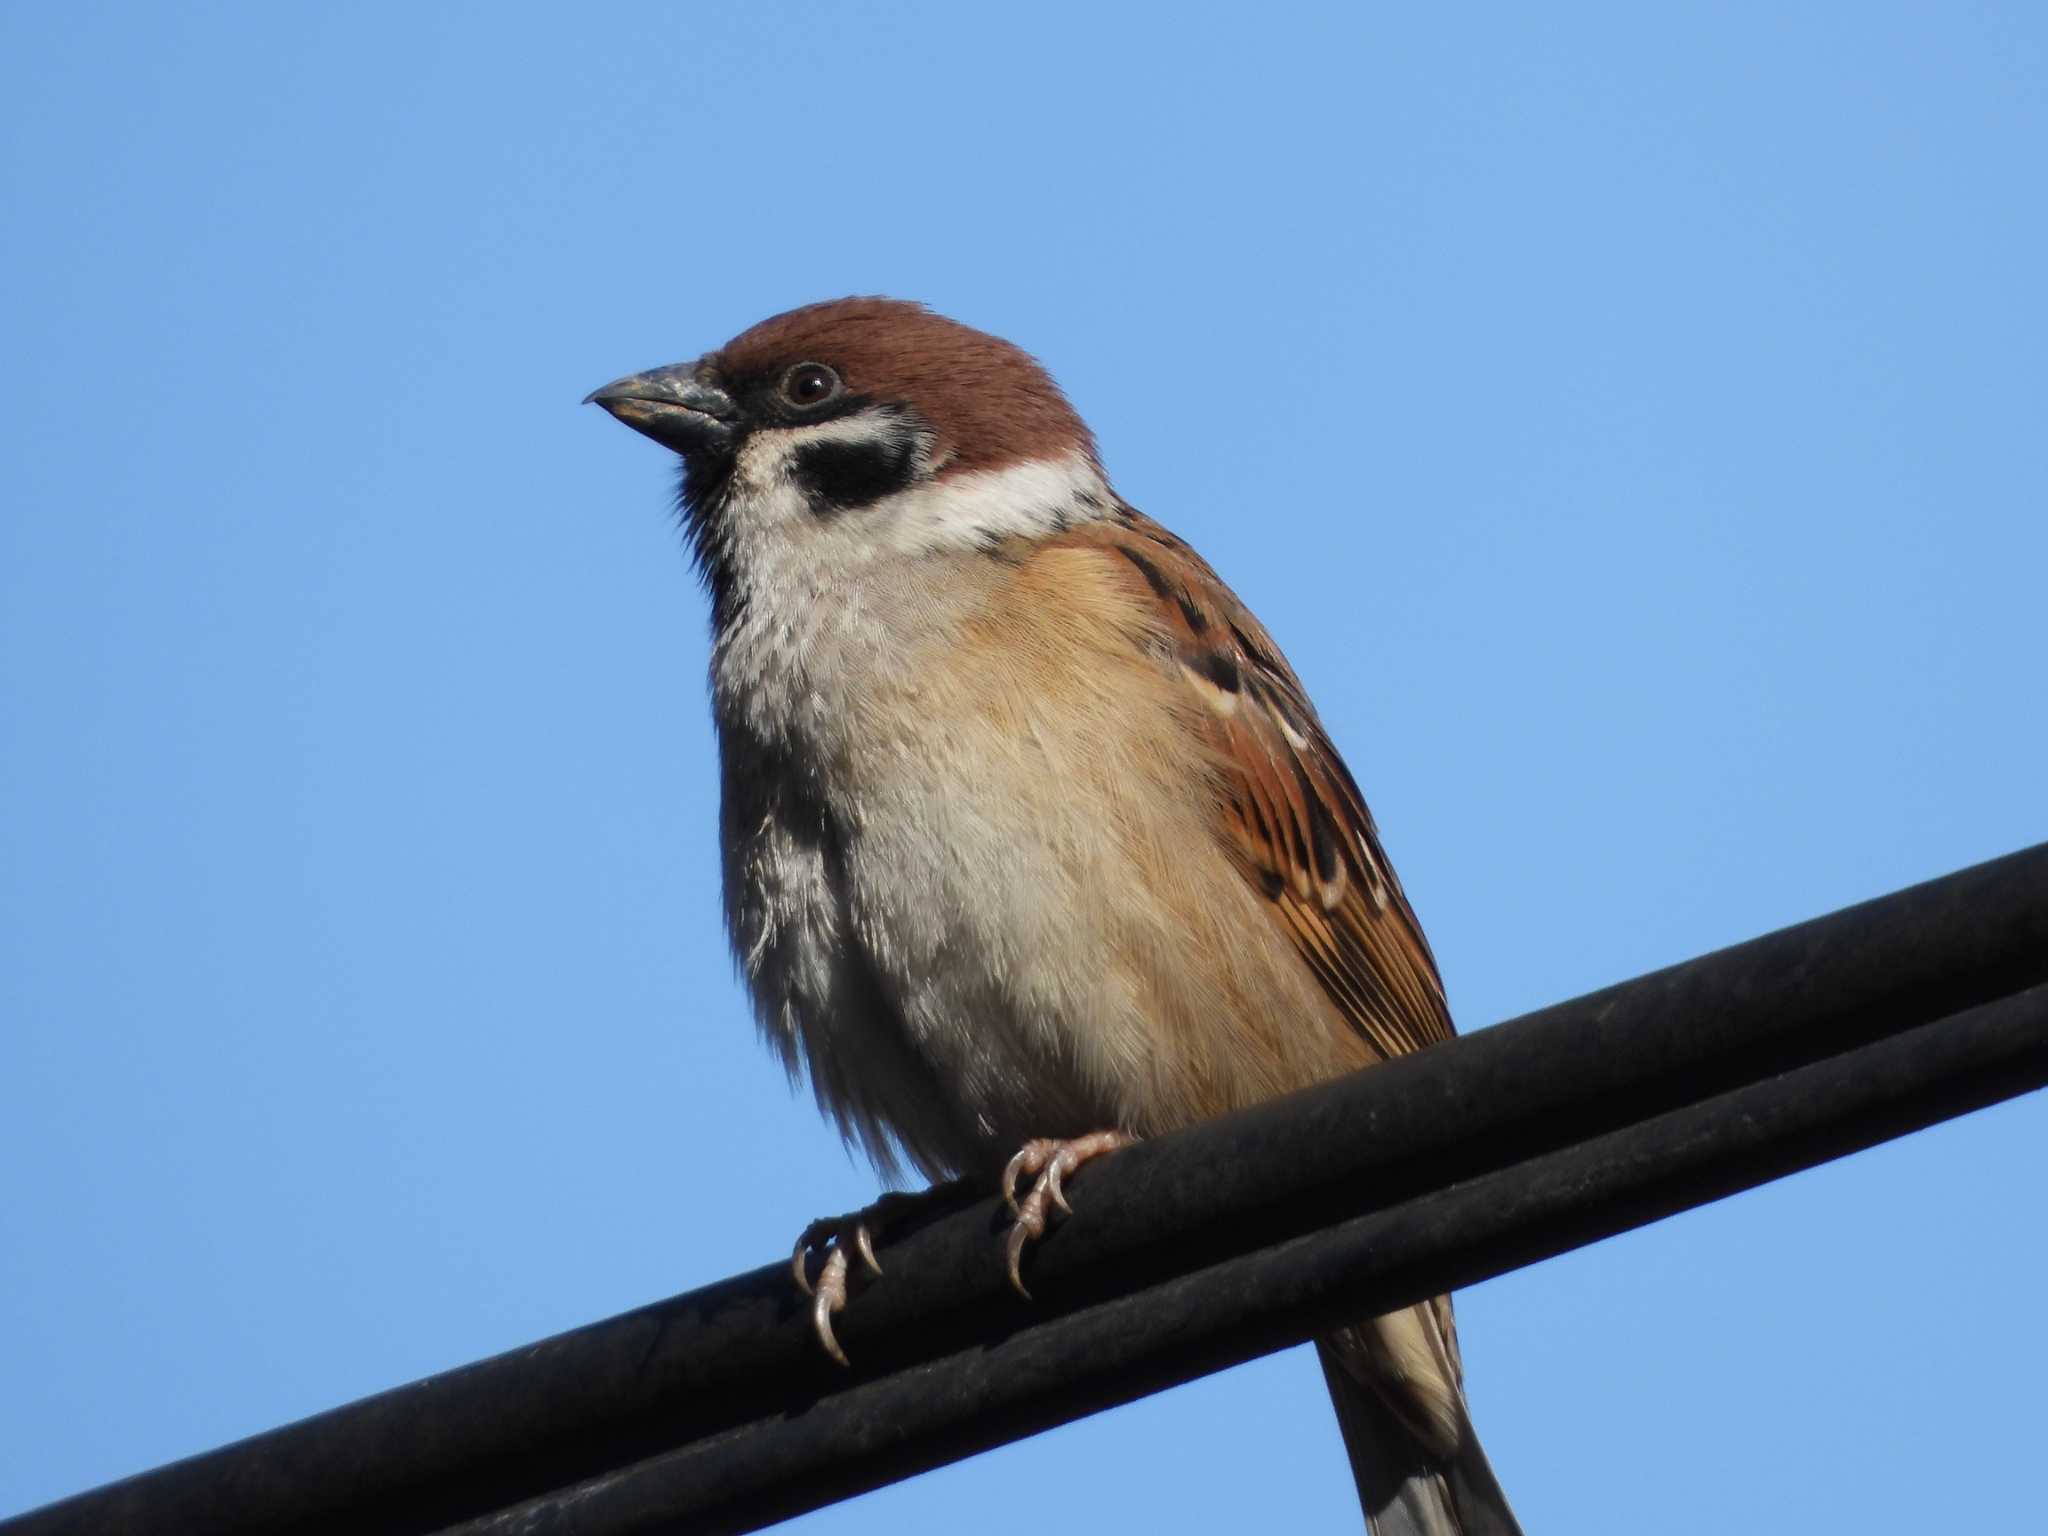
[584,360,738,455]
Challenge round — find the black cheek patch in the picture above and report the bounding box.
[793,434,919,513]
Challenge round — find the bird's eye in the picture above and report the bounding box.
[781,362,840,408]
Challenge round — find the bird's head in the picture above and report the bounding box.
[587,298,1108,625]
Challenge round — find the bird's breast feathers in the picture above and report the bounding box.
[715,476,1411,1177]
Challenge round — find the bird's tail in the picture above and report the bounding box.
[1315,1301,1522,1536]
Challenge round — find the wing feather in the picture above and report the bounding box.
[1075,507,1453,1062]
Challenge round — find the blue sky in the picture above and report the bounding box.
[3,4,2044,1530]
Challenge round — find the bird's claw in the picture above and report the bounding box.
[791,1211,885,1366]
[1000,1131,1133,1299]
[792,1214,882,1294]
[808,1248,852,1367]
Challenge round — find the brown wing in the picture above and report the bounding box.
[1077,506,1453,1062]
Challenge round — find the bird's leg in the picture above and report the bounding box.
[1001,1130,1135,1298]
[791,1201,897,1367]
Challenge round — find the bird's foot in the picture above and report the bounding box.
[1001,1130,1135,1298]
[791,1206,889,1367]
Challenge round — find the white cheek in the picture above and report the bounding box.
[726,413,926,553]
[725,425,887,585]
[878,453,1106,556]
[732,436,1108,557]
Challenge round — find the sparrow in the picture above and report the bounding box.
[587,297,1522,1536]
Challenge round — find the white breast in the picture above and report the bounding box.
[710,451,1132,1178]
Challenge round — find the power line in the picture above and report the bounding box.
[10,841,2047,1536]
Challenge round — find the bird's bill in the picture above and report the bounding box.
[584,360,738,455]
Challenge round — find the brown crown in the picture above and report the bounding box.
[711,297,1098,475]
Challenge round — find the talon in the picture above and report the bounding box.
[811,1246,850,1367]
[1005,1217,1038,1299]
[792,1222,823,1296]
[1000,1130,1134,1300]
[1001,1143,1037,1218]
[1003,1164,1061,1300]
[789,1207,890,1365]
[1044,1156,1073,1216]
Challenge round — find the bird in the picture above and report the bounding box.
[586,297,1523,1536]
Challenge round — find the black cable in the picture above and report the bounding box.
[8,841,2046,1536]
